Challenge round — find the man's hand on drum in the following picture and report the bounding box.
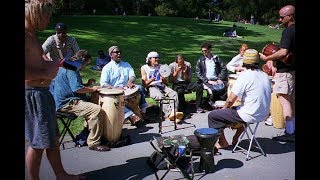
[126,81,135,89]
[91,85,100,92]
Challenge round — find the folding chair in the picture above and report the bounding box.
[232,122,266,161]
[56,111,78,149]
[148,137,194,180]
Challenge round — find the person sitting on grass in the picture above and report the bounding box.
[91,50,111,71]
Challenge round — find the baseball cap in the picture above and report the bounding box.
[55,22,67,32]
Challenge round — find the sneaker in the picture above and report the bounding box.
[272,132,295,142]
[196,108,206,113]
[265,116,273,126]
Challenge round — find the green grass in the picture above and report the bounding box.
[39,15,281,134]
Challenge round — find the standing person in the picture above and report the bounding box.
[226,44,249,73]
[169,54,205,114]
[42,22,80,62]
[25,0,83,179]
[195,41,228,108]
[259,5,295,142]
[100,46,148,127]
[53,49,111,152]
[208,49,271,149]
[208,9,213,23]
[141,51,184,123]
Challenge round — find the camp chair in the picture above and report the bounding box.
[56,111,78,149]
[232,122,267,161]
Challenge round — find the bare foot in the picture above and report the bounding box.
[215,141,229,149]
[231,138,238,145]
[56,173,86,180]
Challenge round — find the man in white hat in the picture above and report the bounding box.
[141,51,184,122]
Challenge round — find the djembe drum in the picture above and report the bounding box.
[194,128,221,173]
[124,86,143,125]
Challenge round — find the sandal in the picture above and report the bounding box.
[89,145,111,152]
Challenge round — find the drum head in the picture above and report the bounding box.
[99,88,124,95]
[124,86,139,96]
[159,64,171,78]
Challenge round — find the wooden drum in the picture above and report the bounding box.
[227,74,242,107]
[98,88,125,143]
[270,92,285,129]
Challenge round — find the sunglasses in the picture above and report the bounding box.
[111,51,121,54]
[202,49,209,53]
[279,14,291,19]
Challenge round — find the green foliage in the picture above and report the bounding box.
[155,3,177,16]
[40,15,281,132]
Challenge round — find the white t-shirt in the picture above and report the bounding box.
[231,69,271,123]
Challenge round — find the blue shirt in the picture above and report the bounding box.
[96,56,111,68]
[53,67,84,110]
[100,60,135,87]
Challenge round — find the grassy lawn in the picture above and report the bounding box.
[38,15,281,134]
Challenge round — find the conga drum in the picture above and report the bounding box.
[227,74,242,107]
[270,92,285,129]
[124,86,142,121]
[98,88,125,143]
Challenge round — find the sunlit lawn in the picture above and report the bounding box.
[38,15,281,134]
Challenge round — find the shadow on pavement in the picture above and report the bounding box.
[231,137,295,154]
[84,156,155,180]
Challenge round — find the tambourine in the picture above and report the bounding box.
[159,64,171,78]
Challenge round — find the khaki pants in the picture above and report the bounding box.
[60,99,106,147]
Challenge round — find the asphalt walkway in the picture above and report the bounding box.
[25,110,295,180]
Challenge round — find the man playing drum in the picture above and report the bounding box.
[100,46,148,128]
[53,50,111,152]
[259,5,295,142]
[141,51,184,123]
[208,49,271,149]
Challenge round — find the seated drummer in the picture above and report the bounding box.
[141,51,183,123]
[52,49,111,152]
[169,54,204,115]
[195,41,228,108]
[100,45,147,128]
[226,44,249,73]
[207,49,271,149]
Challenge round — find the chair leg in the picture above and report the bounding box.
[58,117,77,148]
[232,122,266,161]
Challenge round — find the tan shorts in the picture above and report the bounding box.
[273,71,295,95]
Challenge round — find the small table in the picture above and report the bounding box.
[152,135,194,179]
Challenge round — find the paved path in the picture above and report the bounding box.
[25,111,295,180]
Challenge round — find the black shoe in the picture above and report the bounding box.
[272,132,295,142]
[183,113,192,120]
[196,108,206,113]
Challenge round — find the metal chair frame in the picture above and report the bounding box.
[232,122,266,161]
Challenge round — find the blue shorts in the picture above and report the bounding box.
[25,86,59,149]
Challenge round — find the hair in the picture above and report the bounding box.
[25,0,53,31]
[242,63,259,70]
[201,41,212,50]
[240,44,249,51]
[175,54,185,63]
